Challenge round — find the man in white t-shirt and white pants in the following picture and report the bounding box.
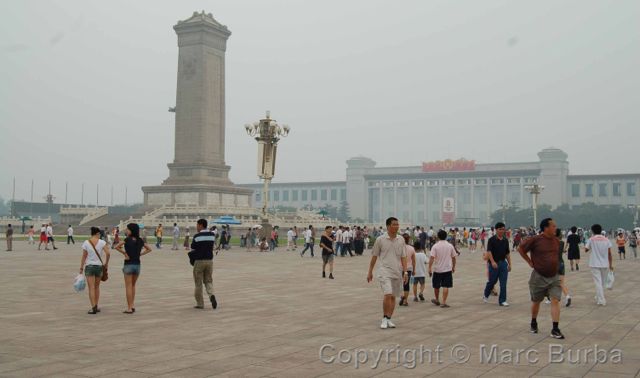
[367,217,408,329]
[172,223,180,250]
[342,227,354,257]
[286,228,295,251]
[335,227,343,257]
[585,224,613,306]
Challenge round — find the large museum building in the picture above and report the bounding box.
[240,148,640,225]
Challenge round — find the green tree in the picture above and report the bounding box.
[491,203,635,230]
[318,204,338,219]
[338,201,351,222]
[0,197,10,216]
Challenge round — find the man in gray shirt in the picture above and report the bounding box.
[172,223,180,250]
[367,217,408,329]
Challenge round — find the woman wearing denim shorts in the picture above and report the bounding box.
[114,223,152,314]
[79,227,111,314]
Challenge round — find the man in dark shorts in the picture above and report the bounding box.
[518,218,565,339]
[483,222,511,307]
[320,226,335,279]
[428,230,457,308]
[566,226,581,271]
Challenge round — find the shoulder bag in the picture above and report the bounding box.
[89,240,109,282]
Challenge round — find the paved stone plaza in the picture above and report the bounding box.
[0,240,639,377]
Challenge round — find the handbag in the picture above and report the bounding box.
[89,240,109,282]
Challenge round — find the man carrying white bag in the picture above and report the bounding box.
[585,224,613,306]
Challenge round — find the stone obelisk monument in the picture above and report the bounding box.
[143,11,252,208]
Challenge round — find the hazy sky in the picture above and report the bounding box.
[1,0,638,205]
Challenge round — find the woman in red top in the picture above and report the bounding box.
[112,227,121,248]
[616,232,626,259]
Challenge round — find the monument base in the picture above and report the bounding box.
[142,184,253,208]
[259,218,273,243]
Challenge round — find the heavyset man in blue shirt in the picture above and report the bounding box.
[191,219,218,310]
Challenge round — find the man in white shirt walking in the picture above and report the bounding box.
[67,225,75,245]
[335,226,343,257]
[585,224,613,306]
[172,223,180,250]
[428,230,457,308]
[286,228,295,251]
[300,225,315,257]
[342,227,354,257]
[46,223,58,250]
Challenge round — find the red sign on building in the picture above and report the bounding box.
[422,159,475,173]
[442,197,455,225]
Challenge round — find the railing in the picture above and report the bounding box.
[0,216,52,226]
[115,203,342,231]
[60,205,108,215]
[79,207,109,225]
[144,204,261,218]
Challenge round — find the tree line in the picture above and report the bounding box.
[491,202,637,230]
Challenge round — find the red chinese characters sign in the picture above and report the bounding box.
[422,159,475,173]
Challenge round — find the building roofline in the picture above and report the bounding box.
[368,161,540,171]
[568,174,640,179]
[364,170,541,180]
[237,181,346,187]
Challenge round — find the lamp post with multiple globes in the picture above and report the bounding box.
[524,182,545,229]
[245,111,290,225]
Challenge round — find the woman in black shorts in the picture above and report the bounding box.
[565,226,581,271]
[114,223,152,314]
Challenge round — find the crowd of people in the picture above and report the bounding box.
[3,214,635,342]
[363,217,628,340]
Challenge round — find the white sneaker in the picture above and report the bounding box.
[500,302,509,307]
[482,296,489,303]
[386,319,396,328]
[544,299,551,304]
[380,318,388,329]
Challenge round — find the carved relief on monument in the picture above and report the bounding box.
[206,192,221,206]
[205,51,223,163]
[175,192,199,205]
[236,195,250,207]
[148,193,172,206]
[180,55,197,80]
[221,193,235,206]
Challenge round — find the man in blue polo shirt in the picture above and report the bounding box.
[190,219,218,310]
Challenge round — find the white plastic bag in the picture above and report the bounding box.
[73,274,86,292]
[605,270,615,290]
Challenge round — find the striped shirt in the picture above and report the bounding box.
[190,230,215,261]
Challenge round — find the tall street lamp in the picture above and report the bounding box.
[627,204,639,228]
[245,111,290,219]
[500,203,508,224]
[524,182,545,229]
